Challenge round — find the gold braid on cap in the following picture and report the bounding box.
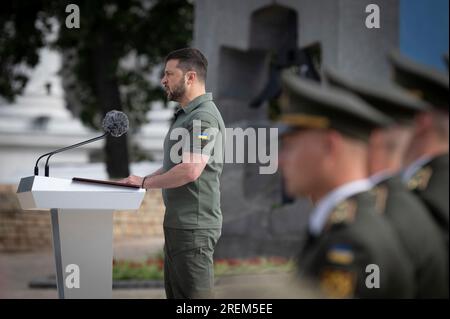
[279,114,330,129]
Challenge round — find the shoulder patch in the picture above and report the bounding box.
[320,268,356,298]
[326,244,355,265]
[407,166,433,191]
[372,185,388,215]
[325,200,357,229]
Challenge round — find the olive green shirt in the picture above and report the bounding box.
[162,93,225,229]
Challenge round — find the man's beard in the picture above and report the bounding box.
[167,79,186,102]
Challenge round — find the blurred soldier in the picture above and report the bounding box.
[325,68,448,298]
[277,72,414,298]
[390,51,449,250]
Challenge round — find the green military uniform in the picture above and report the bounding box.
[299,191,414,298]
[325,67,448,298]
[405,154,449,249]
[162,92,225,298]
[277,72,414,298]
[373,174,448,298]
[389,51,449,249]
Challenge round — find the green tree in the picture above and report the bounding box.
[0,0,193,178]
[0,1,52,101]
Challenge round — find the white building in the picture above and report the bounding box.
[0,47,170,185]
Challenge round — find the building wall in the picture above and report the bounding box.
[0,185,165,252]
[195,0,399,109]
[193,0,400,259]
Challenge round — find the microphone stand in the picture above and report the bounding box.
[34,132,109,177]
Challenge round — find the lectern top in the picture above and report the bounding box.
[72,177,141,189]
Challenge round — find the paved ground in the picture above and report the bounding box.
[0,237,166,299]
[1,237,315,299]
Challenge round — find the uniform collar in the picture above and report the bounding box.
[309,178,373,236]
[173,105,184,117]
[402,155,433,183]
[181,93,213,114]
[369,170,395,186]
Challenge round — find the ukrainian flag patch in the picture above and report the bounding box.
[326,244,354,265]
[197,133,209,140]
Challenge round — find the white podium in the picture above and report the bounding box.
[16,176,145,299]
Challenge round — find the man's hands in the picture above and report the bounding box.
[117,154,208,190]
[119,175,144,187]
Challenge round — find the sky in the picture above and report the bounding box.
[400,0,449,70]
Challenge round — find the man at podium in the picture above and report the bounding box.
[120,48,226,299]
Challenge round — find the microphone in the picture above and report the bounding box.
[34,110,129,177]
[101,110,129,137]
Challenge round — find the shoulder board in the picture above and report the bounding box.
[370,185,388,215]
[407,166,433,191]
[325,199,357,230]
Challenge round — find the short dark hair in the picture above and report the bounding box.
[165,48,208,82]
